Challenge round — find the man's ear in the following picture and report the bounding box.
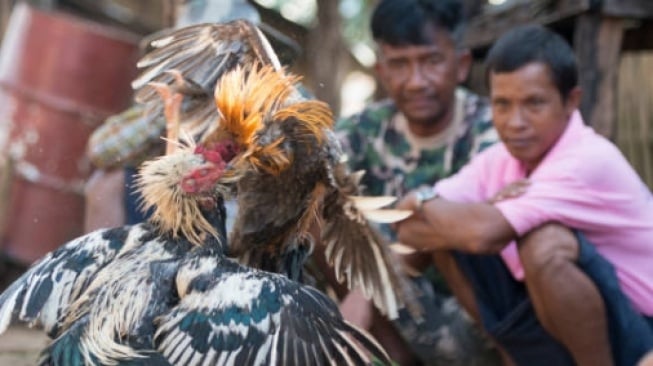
[564,86,582,114]
[456,49,472,83]
[374,61,383,78]
[374,61,390,92]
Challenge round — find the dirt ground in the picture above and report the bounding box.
[0,326,49,365]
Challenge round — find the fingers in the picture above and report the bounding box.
[489,179,531,203]
[396,218,438,252]
[394,192,420,211]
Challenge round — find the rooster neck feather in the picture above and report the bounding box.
[213,65,295,147]
[213,65,334,175]
[136,151,222,247]
[274,100,333,145]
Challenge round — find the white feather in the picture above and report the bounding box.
[349,196,397,211]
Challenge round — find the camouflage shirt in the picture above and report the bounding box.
[336,88,497,240]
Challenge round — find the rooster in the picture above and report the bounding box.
[132,19,420,320]
[0,133,392,365]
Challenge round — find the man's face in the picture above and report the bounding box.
[375,25,470,130]
[490,62,580,172]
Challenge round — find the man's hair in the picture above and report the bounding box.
[485,25,578,100]
[371,0,464,46]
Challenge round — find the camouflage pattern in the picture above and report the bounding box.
[336,88,496,200]
[336,88,501,365]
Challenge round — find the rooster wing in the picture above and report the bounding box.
[0,226,136,337]
[132,19,282,142]
[156,254,391,366]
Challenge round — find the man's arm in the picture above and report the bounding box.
[396,195,517,254]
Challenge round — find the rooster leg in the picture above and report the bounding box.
[165,69,206,96]
[148,82,183,155]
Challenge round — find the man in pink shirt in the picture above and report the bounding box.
[396,25,653,365]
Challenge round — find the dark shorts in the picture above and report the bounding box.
[454,231,653,366]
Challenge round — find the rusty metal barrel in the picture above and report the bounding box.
[0,3,139,264]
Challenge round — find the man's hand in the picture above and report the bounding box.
[393,189,429,225]
[488,179,530,204]
[391,190,436,252]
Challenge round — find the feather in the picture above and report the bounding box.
[155,261,391,366]
[362,209,413,224]
[389,243,417,255]
[132,20,283,148]
[349,196,397,211]
[0,228,132,336]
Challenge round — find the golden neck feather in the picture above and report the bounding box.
[136,151,220,246]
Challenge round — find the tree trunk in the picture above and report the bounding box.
[304,0,346,114]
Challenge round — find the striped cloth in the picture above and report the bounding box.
[87,104,165,169]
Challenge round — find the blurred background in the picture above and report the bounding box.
[0,0,651,272]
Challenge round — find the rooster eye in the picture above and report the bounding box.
[199,169,208,177]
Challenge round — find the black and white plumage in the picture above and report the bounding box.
[132,19,421,321]
[0,145,391,365]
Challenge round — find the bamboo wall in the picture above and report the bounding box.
[617,51,653,190]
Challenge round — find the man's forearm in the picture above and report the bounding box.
[397,198,516,254]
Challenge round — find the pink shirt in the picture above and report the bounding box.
[435,111,653,315]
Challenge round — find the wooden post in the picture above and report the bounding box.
[304,0,346,114]
[0,0,13,38]
[602,0,653,18]
[574,14,624,139]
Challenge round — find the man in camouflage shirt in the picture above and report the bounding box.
[337,88,495,203]
[330,0,501,365]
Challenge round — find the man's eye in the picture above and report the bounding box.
[425,55,444,65]
[387,60,407,70]
[527,98,545,107]
[420,57,444,75]
[385,60,410,79]
[493,100,509,108]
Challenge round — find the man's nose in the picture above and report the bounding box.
[506,107,528,129]
[404,63,429,89]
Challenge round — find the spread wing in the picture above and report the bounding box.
[156,257,391,366]
[0,226,140,336]
[321,162,423,321]
[131,19,282,141]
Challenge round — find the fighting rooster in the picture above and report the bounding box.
[132,19,419,320]
[0,136,392,365]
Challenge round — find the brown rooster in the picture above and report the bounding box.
[132,20,420,320]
